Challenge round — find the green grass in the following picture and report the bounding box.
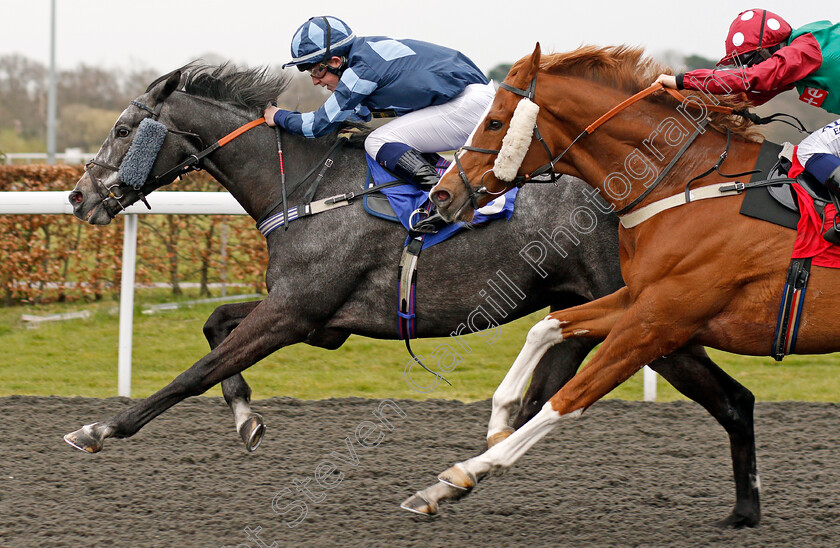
[1,291,839,402]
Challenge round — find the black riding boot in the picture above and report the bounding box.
[386,148,450,233]
[390,148,441,190]
[822,166,840,245]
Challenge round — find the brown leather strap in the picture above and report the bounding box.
[218,117,265,147]
[584,83,735,135]
[585,84,663,133]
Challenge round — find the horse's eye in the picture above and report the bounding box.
[116,127,131,138]
[487,120,504,131]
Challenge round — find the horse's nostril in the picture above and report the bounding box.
[434,190,451,204]
[69,191,83,205]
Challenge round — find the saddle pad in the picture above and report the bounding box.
[740,185,800,229]
[791,184,840,268]
[364,190,401,223]
[362,154,519,250]
[362,155,451,223]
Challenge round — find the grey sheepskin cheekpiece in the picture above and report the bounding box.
[119,118,168,189]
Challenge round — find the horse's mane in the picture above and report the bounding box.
[147,62,295,114]
[522,45,760,141]
[145,63,373,144]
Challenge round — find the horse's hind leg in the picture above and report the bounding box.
[203,300,266,452]
[650,344,759,528]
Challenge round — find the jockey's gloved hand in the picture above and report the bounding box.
[337,127,363,141]
[264,105,290,128]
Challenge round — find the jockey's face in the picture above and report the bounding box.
[308,56,342,92]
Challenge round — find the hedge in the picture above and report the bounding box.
[0,165,267,306]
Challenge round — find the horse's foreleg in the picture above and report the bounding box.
[203,301,266,452]
[405,289,634,514]
[510,338,597,430]
[407,291,710,516]
[651,345,759,528]
[485,289,629,447]
[65,295,305,453]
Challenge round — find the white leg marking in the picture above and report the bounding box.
[474,401,581,479]
[89,422,115,439]
[231,399,252,431]
[411,481,459,512]
[487,319,565,438]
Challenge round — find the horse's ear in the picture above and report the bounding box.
[527,43,542,78]
[153,70,181,103]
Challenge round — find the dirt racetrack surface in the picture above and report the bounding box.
[1,396,839,547]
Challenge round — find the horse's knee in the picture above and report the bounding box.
[202,309,226,345]
[719,386,755,438]
[203,306,241,348]
[525,318,564,347]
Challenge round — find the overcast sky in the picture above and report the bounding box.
[3,1,833,75]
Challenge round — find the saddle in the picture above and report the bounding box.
[740,141,835,231]
[363,153,450,224]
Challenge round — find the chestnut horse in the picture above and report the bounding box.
[403,44,837,527]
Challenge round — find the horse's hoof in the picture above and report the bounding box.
[487,426,514,448]
[437,464,476,491]
[64,424,103,453]
[238,414,266,452]
[715,510,759,529]
[400,492,438,516]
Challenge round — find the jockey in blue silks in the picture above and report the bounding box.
[263,16,494,191]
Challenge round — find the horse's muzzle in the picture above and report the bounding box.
[69,179,114,225]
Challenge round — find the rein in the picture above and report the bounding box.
[152,117,266,183]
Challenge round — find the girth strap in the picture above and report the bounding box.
[619,182,744,228]
[772,257,812,361]
[397,235,451,386]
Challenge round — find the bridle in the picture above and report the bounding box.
[85,101,166,213]
[84,96,264,216]
[453,76,559,211]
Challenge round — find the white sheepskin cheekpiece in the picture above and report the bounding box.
[493,98,539,181]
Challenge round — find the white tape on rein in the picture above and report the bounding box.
[493,98,540,181]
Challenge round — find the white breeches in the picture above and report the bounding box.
[364,82,495,158]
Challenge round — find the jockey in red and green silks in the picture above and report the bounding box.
[654,9,840,196]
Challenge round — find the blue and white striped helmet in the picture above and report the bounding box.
[283,16,355,70]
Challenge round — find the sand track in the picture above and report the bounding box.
[1,396,838,547]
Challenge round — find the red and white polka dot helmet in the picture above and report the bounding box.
[718,9,792,66]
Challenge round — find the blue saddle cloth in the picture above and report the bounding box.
[363,154,519,250]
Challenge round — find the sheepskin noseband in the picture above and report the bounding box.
[118,118,168,189]
[492,98,539,182]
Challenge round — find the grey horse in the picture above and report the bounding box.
[64,66,757,526]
